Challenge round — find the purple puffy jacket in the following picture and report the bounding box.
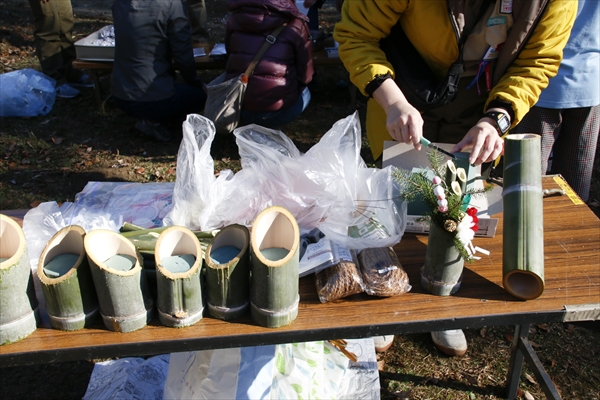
[225,0,314,112]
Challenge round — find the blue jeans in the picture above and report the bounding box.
[240,87,311,128]
[113,83,207,122]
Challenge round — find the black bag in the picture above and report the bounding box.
[380,22,464,112]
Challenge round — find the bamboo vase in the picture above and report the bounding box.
[502,134,545,300]
[204,224,250,320]
[250,206,300,328]
[421,222,464,296]
[84,229,154,332]
[155,226,204,328]
[0,214,39,345]
[38,225,99,331]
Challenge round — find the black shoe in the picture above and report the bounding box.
[135,120,174,142]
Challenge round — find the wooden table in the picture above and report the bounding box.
[1,176,598,399]
[72,46,354,112]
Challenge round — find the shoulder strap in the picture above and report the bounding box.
[243,23,287,79]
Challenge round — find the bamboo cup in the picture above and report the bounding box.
[0,214,39,345]
[155,226,204,328]
[250,206,300,328]
[204,224,250,320]
[38,225,99,330]
[502,134,545,300]
[85,229,154,332]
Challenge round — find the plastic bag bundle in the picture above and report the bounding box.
[0,68,56,117]
[196,112,407,250]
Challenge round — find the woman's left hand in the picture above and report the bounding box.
[451,120,504,165]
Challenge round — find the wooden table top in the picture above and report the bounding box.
[1,176,598,367]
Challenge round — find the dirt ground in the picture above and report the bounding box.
[1,1,599,399]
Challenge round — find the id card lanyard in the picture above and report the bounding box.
[466,0,513,94]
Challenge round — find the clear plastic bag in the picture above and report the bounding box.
[0,68,56,117]
[357,247,412,297]
[196,111,407,250]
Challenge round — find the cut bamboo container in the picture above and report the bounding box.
[421,222,464,296]
[155,226,204,328]
[38,225,99,331]
[250,206,300,328]
[502,134,545,300]
[445,160,457,186]
[0,214,39,345]
[84,229,154,332]
[204,224,250,320]
[456,168,467,194]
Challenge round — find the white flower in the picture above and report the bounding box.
[437,199,448,207]
[456,215,475,247]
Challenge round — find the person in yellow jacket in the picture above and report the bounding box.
[334,0,576,356]
[334,0,576,166]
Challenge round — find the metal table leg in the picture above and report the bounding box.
[506,323,562,400]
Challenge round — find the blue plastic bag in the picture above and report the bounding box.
[0,68,56,117]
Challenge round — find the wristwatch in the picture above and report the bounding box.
[485,111,511,134]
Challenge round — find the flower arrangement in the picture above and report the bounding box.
[392,150,491,262]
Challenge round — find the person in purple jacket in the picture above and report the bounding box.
[225,0,314,129]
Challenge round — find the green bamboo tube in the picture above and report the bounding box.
[456,167,467,194]
[445,160,457,186]
[155,226,204,328]
[0,214,39,345]
[453,152,478,192]
[85,229,154,332]
[502,134,545,300]
[204,224,250,320]
[250,206,300,328]
[38,225,99,331]
[421,222,464,296]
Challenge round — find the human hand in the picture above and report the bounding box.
[451,119,504,165]
[373,78,424,151]
[384,100,424,150]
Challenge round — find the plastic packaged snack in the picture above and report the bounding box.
[315,243,364,303]
[358,247,411,297]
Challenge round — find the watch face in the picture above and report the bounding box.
[498,115,510,131]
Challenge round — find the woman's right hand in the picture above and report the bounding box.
[373,79,424,150]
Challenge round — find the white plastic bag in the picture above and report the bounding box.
[22,181,174,271]
[198,112,406,250]
[0,68,56,117]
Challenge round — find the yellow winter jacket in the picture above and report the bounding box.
[334,0,577,159]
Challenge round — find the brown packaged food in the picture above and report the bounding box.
[315,254,364,303]
[358,247,411,297]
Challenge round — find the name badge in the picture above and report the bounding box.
[500,0,513,14]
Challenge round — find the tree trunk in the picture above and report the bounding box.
[421,222,464,296]
[204,224,250,320]
[502,134,545,300]
[85,229,154,332]
[0,214,39,345]
[155,226,204,328]
[38,225,99,331]
[250,206,300,328]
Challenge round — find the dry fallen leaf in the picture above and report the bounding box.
[30,200,42,208]
[135,167,145,174]
[51,136,64,144]
[505,332,514,343]
[524,372,537,385]
[524,390,535,400]
[536,323,550,332]
[480,327,488,338]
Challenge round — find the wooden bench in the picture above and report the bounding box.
[1,177,598,399]
[72,45,356,113]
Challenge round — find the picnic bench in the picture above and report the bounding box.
[1,176,598,400]
[72,44,356,113]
